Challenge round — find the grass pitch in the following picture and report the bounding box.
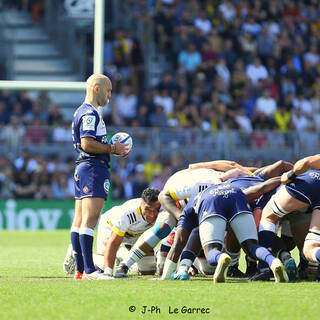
[1,231,320,320]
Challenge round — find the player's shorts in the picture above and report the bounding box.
[177,208,198,233]
[74,161,110,199]
[199,213,258,247]
[285,170,320,210]
[198,187,252,224]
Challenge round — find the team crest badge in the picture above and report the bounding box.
[83,186,89,194]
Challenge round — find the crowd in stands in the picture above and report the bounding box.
[99,0,320,138]
[1,0,319,199]
[0,148,267,200]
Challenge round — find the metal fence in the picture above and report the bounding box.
[0,125,318,162]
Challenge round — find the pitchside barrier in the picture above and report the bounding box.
[0,198,124,230]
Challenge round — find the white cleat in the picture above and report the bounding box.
[82,270,115,280]
[63,244,76,274]
[271,258,289,283]
[213,253,231,284]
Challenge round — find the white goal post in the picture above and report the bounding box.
[0,0,105,91]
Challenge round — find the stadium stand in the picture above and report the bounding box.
[0,0,319,199]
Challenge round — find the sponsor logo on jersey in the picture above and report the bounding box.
[104,179,110,194]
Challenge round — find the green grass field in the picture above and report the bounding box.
[1,231,320,320]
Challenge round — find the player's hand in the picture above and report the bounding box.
[118,149,131,159]
[114,140,129,157]
[281,172,290,184]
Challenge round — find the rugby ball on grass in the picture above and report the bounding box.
[110,132,133,156]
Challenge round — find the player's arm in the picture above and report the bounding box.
[189,160,237,171]
[244,177,281,203]
[219,168,250,182]
[81,137,127,155]
[188,160,257,173]
[158,190,182,220]
[103,230,124,275]
[281,154,320,184]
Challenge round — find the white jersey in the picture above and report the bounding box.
[101,198,154,237]
[163,168,224,201]
[96,198,155,254]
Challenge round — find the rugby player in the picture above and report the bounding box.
[257,155,320,278]
[170,160,293,280]
[63,188,161,276]
[114,164,249,278]
[161,178,288,283]
[68,74,129,280]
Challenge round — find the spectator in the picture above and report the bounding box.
[246,57,269,85]
[255,89,277,117]
[115,85,138,125]
[178,43,202,73]
[194,10,212,35]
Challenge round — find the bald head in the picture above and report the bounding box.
[86,73,111,87]
[85,73,112,107]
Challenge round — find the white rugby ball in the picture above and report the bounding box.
[110,132,133,156]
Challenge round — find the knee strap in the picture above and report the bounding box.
[269,196,289,218]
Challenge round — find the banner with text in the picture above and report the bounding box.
[0,199,124,230]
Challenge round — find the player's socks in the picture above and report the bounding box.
[258,221,276,247]
[71,226,84,273]
[177,250,196,274]
[79,227,96,274]
[207,249,222,265]
[298,251,309,280]
[311,247,320,263]
[161,259,177,280]
[124,247,146,268]
[250,245,275,268]
[258,221,276,269]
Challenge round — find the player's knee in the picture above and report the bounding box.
[267,196,289,219]
[303,243,313,262]
[303,230,320,262]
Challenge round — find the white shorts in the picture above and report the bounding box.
[199,213,258,248]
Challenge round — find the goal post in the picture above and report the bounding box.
[0,0,105,91]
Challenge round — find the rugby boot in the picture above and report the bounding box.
[284,258,298,282]
[82,270,114,280]
[213,253,231,283]
[227,264,246,278]
[173,270,190,280]
[73,271,83,280]
[271,258,289,283]
[63,244,76,274]
[114,263,129,278]
[249,268,271,281]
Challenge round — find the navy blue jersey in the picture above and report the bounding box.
[178,183,252,231]
[252,186,279,211]
[285,170,320,210]
[227,173,266,190]
[72,103,110,166]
